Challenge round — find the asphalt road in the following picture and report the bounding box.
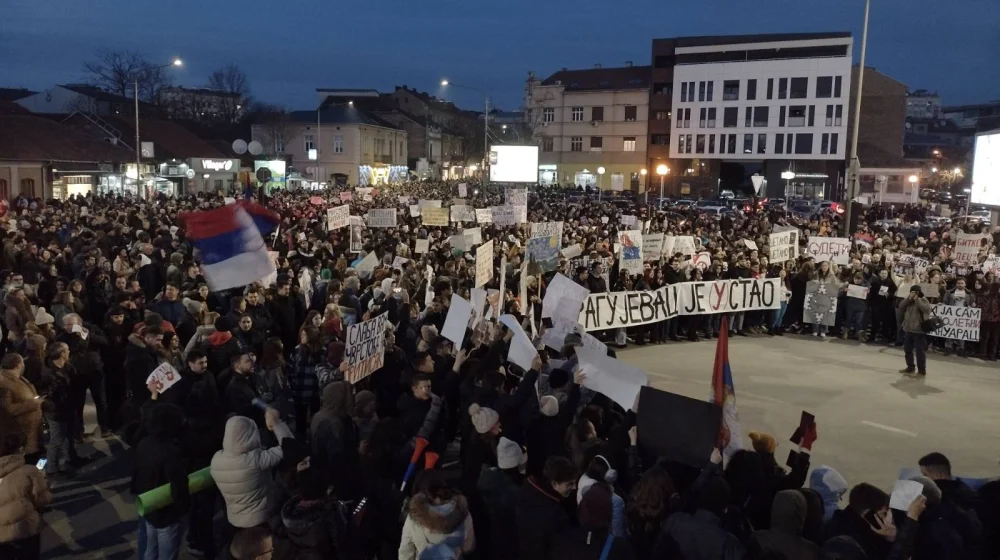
[39,333,1000,558]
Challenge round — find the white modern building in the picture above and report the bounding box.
[666,32,853,199]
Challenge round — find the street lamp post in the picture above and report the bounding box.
[843,0,871,234]
[640,168,648,203]
[441,80,489,185]
[656,164,669,209]
[135,58,182,199]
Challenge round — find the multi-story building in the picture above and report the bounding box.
[651,32,853,199]
[942,100,1000,152]
[526,63,649,190]
[160,86,246,123]
[16,84,151,116]
[906,89,941,120]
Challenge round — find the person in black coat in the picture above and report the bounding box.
[158,349,216,409]
[517,456,579,560]
[652,475,747,560]
[58,314,110,438]
[218,350,268,430]
[244,289,273,335]
[527,373,582,478]
[101,306,131,431]
[268,284,299,353]
[123,326,165,409]
[822,482,894,560]
[131,402,190,557]
[203,316,243,377]
[551,483,636,560]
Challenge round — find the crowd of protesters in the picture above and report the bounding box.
[0,179,997,560]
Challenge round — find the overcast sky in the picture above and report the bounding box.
[3,0,998,112]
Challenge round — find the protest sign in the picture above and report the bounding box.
[409,205,421,217]
[355,187,373,199]
[448,234,469,252]
[667,235,696,256]
[344,314,387,383]
[929,304,981,341]
[955,232,985,265]
[542,273,590,319]
[491,206,517,226]
[804,281,838,326]
[463,227,482,246]
[475,208,492,224]
[621,215,637,228]
[575,345,647,412]
[414,239,430,254]
[422,207,449,227]
[354,251,378,277]
[450,205,475,223]
[398,195,410,205]
[458,183,467,197]
[326,204,350,231]
[419,199,442,209]
[561,243,583,259]
[618,230,643,275]
[601,216,609,224]
[889,480,925,511]
[527,235,560,273]
[391,256,409,271]
[920,283,941,299]
[744,239,758,251]
[691,252,712,270]
[530,222,563,244]
[578,278,781,331]
[806,237,851,265]
[442,294,473,345]
[769,230,797,262]
[339,191,352,202]
[506,188,528,207]
[637,386,722,468]
[498,314,537,372]
[366,208,397,228]
[475,239,494,288]
[146,362,181,393]
[983,256,1000,275]
[643,233,664,262]
[349,216,364,253]
[847,285,869,299]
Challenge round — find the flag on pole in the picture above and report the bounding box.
[180,205,276,292]
[710,316,743,458]
[235,200,280,235]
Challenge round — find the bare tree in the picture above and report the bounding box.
[83,49,173,103]
[207,63,252,123]
[249,103,293,155]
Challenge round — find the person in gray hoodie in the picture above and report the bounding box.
[210,415,290,529]
[809,465,849,522]
[751,489,821,560]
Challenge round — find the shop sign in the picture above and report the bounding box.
[202,159,235,172]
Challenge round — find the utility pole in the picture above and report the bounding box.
[843,0,870,235]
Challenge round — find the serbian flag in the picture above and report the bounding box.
[710,316,744,458]
[235,200,280,236]
[180,205,276,292]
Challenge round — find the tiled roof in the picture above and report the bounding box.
[0,114,135,162]
[59,84,138,104]
[540,66,651,91]
[65,114,228,160]
[289,105,402,130]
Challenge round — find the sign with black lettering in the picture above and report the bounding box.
[929,304,980,341]
[769,230,798,263]
[344,314,388,383]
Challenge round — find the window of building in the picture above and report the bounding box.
[723,80,740,100]
[816,76,833,98]
[542,137,554,152]
[572,107,583,121]
[624,105,637,122]
[743,134,754,153]
[699,81,706,102]
[653,83,672,96]
[723,107,738,127]
[655,111,669,120]
[753,106,769,127]
[788,105,807,127]
[304,134,315,152]
[706,81,714,101]
[696,134,706,153]
[334,135,344,153]
[699,108,707,128]
[821,133,829,154]
[767,78,774,100]
[543,107,554,122]
[571,136,583,151]
[747,79,757,100]
[678,135,686,153]
[794,133,813,154]
[20,178,35,197]
[757,133,766,154]
[786,134,794,154]
[834,76,843,98]
[727,134,737,154]
[790,77,808,99]
[826,105,834,126]
[778,78,788,99]
[680,82,688,102]
[779,106,786,127]
[623,137,636,152]
[775,133,785,154]
[686,134,693,154]
[830,133,839,154]
[590,136,603,149]
[689,82,696,100]
[684,108,691,128]
[709,134,716,154]
[808,105,816,127]
[707,108,716,128]
[0,179,7,200]
[591,106,604,122]
[651,134,669,145]
[745,107,752,128]
[835,105,843,126]
[718,134,726,154]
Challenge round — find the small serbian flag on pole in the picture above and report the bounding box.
[710,316,743,458]
[180,205,276,292]
[235,200,280,236]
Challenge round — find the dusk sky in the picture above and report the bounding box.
[3,0,998,113]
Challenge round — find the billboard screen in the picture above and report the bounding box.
[489,145,539,183]
[971,131,1000,206]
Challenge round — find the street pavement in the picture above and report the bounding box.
[39,333,1000,558]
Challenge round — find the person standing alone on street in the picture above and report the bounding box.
[899,285,933,376]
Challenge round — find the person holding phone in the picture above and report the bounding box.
[0,426,52,560]
[899,285,933,376]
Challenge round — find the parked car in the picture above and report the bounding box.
[936,191,953,203]
[720,189,735,199]
[817,201,845,215]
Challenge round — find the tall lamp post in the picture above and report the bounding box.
[640,168,648,203]
[441,80,489,185]
[843,0,871,234]
[597,166,606,201]
[134,58,182,199]
[656,164,669,209]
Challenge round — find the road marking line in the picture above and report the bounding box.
[861,420,917,437]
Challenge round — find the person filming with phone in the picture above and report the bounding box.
[899,285,934,377]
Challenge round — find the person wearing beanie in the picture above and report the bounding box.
[461,404,501,492]
[748,431,777,454]
[526,369,583,478]
[655,475,746,559]
[478,437,526,560]
[278,467,338,558]
[469,403,500,435]
[749,430,811,501]
[310,381,359,500]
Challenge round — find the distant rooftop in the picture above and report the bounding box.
[540,65,651,91]
[0,87,37,101]
[289,105,401,130]
[659,31,851,48]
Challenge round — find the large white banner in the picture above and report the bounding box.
[930,304,981,341]
[327,205,350,230]
[805,237,851,265]
[769,230,798,263]
[578,278,781,331]
[366,208,397,228]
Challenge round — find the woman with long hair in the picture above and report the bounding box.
[290,326,324,435]
[626,466,677,558]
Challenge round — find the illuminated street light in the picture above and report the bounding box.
[440,80,449,86]
[954,167,962,175]
[931,167,938,173]
[781,171,796,180]
[656,164,669,209]
[908,175,918,184]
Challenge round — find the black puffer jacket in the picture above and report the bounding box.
[123,334,161,404]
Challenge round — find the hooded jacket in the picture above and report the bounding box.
[517,476,571,560]
[0,454,52,543]
[809,466,848,521]
[124,333,162,403]
[398,493,475,560]
[309,382,360,499]
[751,489,820,560]
[205,330,242,376]
[210,416,285,528]
[277,496,337,560]
[131,403,190,528]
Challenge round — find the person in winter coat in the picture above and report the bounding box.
[868,269,897,343]
[182,311,218,360]
[842,272,870,341]
[36,342,79,478]
[275,466,342,560]
[0,354,43,459]
[131,402,190,560]
[653,474,746,560]
[308,381,360,500]
[234,314,266,358]
[244,289,272,335]
[551,482,636,560]
[626,467,676,560]
[0,427,52,560]
[751,489,820,560]
[3,288,34,345]
[478,437,526,560]
[210,415,289,529]
[941,278,975,356]
[577,455,626,538]
[822,482,893,560]
[899,285,933,376]
[517,456,579,560]
[205,317,243,378]
[809,465,849,522]
[526,371,582,478]
[123,326,165,407]
[398,471,475,560]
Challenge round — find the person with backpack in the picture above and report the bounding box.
[398,471,475,560]
[898,285,933,377]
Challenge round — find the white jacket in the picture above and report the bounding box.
[210,416,284,528]
[398,494,475,560]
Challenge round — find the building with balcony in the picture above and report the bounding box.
[906,90,941,120]
[160,86,246,123]
[650,32,853,199]
[525,63,650,190]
